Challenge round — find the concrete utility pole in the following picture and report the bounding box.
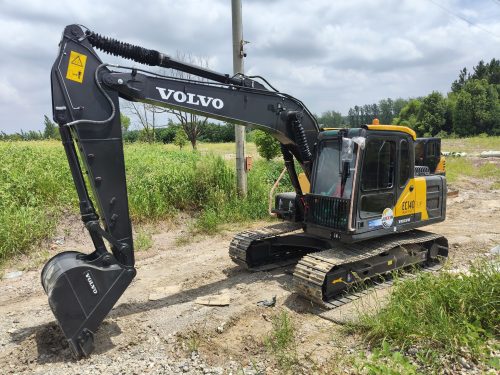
[231,0,247,197]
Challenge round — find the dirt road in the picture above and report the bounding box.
[0,178,498,374]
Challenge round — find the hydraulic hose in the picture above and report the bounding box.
[85,29,249,87]
[290,113,313,163]
[86,31,161,66]
[281,144,303,196]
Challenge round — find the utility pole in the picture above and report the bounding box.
[231,0,247,197]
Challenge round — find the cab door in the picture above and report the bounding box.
[394,137,415,226]
[357,136,397,231]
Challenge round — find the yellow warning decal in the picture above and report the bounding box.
[66,51,87,83]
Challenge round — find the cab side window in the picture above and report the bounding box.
[361,139,395,191]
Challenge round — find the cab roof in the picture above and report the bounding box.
[319,124,416,141]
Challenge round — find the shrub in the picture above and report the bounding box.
[253,130,281,160]
[173,128,188,149]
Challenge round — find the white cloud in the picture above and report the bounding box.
[0,0,498,132]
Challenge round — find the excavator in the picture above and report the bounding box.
[43,25,448,357]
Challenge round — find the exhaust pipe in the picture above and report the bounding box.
[41,251,136,358]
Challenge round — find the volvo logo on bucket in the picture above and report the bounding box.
[84,271,98,295]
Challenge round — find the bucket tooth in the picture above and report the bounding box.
[41,251,136,358]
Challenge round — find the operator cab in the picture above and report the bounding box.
[304,125,446,242]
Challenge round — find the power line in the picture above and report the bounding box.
[426,0,500,40]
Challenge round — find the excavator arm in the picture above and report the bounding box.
[43,24,319,357]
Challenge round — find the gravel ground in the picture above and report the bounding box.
[0,178,498,374]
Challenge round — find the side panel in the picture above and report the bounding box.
[393,180,416,225]
[424,175,447,219]
[413,177,429,220]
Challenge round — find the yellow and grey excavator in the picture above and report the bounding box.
[43,25,448,357]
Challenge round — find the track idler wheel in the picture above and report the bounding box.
[41,251,136,358]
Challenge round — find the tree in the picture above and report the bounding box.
[394,99,422,133]
[451,67,469,93]
[348,108,356,127]
[127,103,163,143]
[453,78,500,136]
[392,98,409,122]
[253,130,280,160]
[452,59,500,92]
[199,122,235,142]
[20,130,43,140]
[173,128,188,149]
[316,110,343,127]
[162,52,210,149]
[485,84,500,135]
[43,115,59,139]
[378,98,394,124]
[416,91,446,136]
[155,120,181,143]
[120,113,131,133]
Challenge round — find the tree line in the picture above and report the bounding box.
[0,114,237,146]
[121,118,237,145]
[315,58,499,137]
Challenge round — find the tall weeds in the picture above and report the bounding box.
[350,259,500,368]
[0,141,291,260]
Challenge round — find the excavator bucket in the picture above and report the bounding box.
[41,250,136,358]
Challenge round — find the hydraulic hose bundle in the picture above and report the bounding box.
[86,31,161,66]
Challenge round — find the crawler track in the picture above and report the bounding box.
[293,230,449,308]
[229,222,303,271]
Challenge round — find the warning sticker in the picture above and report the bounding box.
[66,51,87,83]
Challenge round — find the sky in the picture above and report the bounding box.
[0,0,499,133]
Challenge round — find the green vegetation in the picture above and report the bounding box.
[265,310,298,372]
[134,228,153,252]
[442,135,500,153]
[445,156,500,186]
[0,141,290,261]
[253,129,281,160]
[324,58,499,137]
[349,58,500,137]
[173,127,188,149]
[349,260,500,373]
[316,109,345,127]
[0,142,75,261]
[354,341,419,375]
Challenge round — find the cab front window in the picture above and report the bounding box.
[312,139,357,199]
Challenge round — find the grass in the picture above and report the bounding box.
[134,228,153,251]
[354,341,419,375]
[265,310,299,373]
[442,135,500,154]
[442,135,500,186]
[445,156,500,186]
[348,259,500,373]
[0,141,291,262]
[0,141,75,262]
[164,141,259,159]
